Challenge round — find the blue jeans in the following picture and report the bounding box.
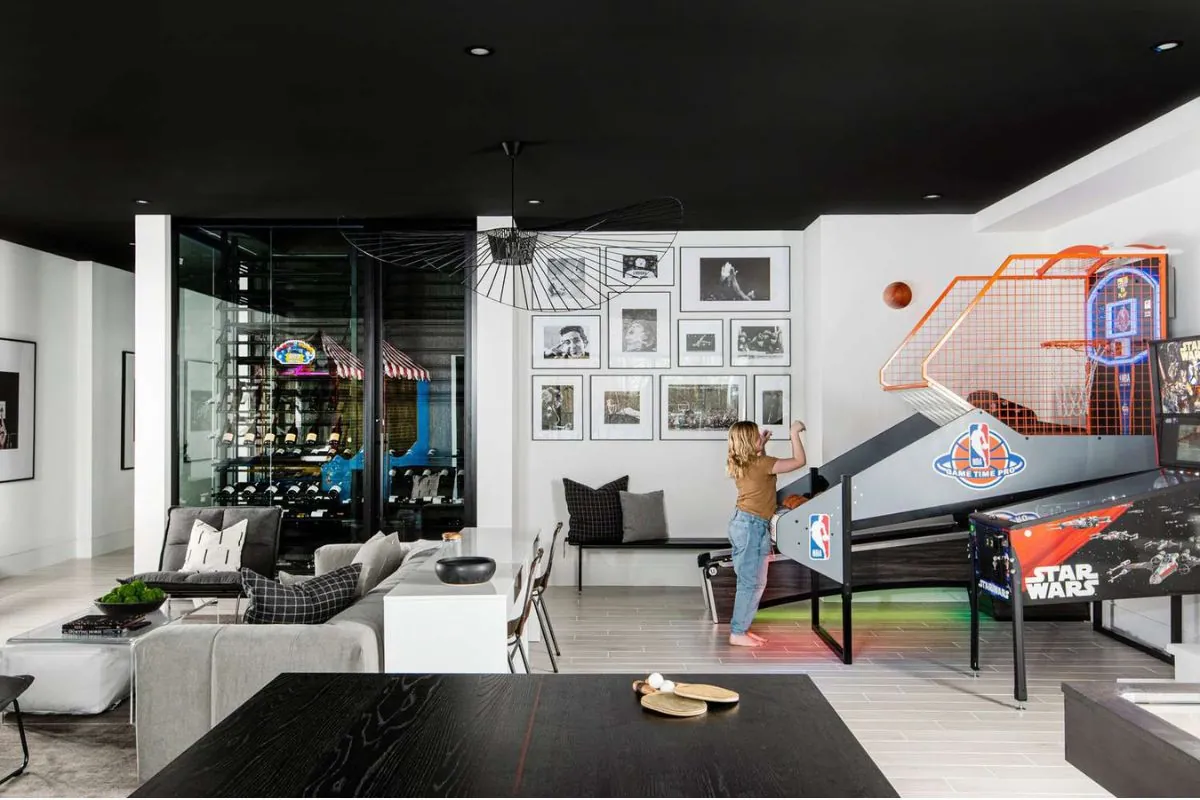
[728,509,771,635]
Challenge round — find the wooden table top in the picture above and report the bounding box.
[133,673,896,798]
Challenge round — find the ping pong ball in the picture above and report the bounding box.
[647,673,664,689]
[661,680,677,694]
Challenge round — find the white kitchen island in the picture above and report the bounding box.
[383,527,540,673]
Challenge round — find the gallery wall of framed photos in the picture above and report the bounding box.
[526,240,798,444]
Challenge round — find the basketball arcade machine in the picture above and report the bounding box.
[774,245,1168,664]
[970,329,1200,706]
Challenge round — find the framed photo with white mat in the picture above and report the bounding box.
[679,246,790,313]
[590,375,653,441]
[677,319,723,367]
[0,337,36,483]
[603,247,675,289]
[659,374,746,441]
[753,375,790,439]
[532,374,584,441]
[608,292,671,369]
[731,318,791,367]
[531,314,601,370]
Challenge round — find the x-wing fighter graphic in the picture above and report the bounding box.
[1088,530,1138,543]
[1108,551,1200,585]
[1056,516,1112,530]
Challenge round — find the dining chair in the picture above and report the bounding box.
[0,674,34,785]
[507,548,545,674]
[531,522,564,672]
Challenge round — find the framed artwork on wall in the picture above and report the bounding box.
[533,374,584,441]
[531,314,601,370]
[730,318,791,367]
[184,359,215,476]
[121,350,135,470]
[679,246,791,313]
[590,375,653,441]
[0,337,36,483]
[677,319,724,367]
[603,246,676,289]
[659,374,747,440]
[753,374,790,439]
[518,248,603,311]
[608,292,671,369]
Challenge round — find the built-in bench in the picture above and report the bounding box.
[567,538,731,591]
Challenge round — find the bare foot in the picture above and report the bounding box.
[747,631,768,643]
[729,633,763,647]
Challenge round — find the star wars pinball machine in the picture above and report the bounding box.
[970,331,1200,705]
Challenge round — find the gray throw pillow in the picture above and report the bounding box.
[619,490,669,543]
[352,532,409,595]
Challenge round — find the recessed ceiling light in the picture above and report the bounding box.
[466,46,493,56]
[134,199,149,205]
[1153,41,1181,53]
[923,193,942,200]
[129,242,136,246]
[528,199,542,205]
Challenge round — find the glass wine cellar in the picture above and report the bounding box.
[174,222,474,573]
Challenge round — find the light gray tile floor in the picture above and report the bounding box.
[0,555,1176,797]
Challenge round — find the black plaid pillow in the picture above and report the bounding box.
[240,564,361,624]
[563,476,629,544]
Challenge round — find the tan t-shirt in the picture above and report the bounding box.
[735,455,779,520]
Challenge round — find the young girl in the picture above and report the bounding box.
[725,419,807,647]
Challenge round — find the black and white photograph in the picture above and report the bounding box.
[659,375,747,440]
[521,248,602,311]
[532,374,584,441]
[621,308,658,353]
[184,359,216,475]
[677,319,724,367]
[531,314,601,370]
[0,372,20,451]
[731,318,791,367]
[608,292,671,368]
[121,350,135,469]
[604,247,675,288]
[680,246,791,312]
[754,374,791,438]
[0,337,36,482]
[591,375,653,440]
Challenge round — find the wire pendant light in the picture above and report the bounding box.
[344,142,683,310]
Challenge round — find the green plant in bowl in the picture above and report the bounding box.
[96,580,168,617]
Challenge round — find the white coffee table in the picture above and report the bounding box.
[0,601,213,719]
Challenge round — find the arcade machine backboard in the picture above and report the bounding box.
[969,332,1200,705]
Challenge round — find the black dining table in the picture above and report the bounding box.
[132,672,896,798]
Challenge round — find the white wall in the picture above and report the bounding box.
[515,230,803,586]
[1041,165,1200,650]
[0,241,132,575]
[805,215,1035,461]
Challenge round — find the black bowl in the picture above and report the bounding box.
[435,556,497,585]
[95,597,166,618]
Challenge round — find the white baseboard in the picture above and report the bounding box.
[0,538,78,577]
[92,528,134,557]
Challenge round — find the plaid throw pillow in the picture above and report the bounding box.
[241,564,361,624]
[562,476,629,544]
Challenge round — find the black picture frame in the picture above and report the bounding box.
[607,291,672,370]
[730,317,791,367]
[532,374,585,441]
[0,336,36,484]
[679,245,792,313]
[121,350,135,470]
[530,313,602,370]
[676,318,724,368]
[658,373,747,440]
[589,374,653,441]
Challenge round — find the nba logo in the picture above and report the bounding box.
[809,513,831,561]
[968,423,990,469]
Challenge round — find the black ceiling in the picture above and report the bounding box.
[2,1,1199,270]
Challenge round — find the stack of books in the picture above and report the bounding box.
[61,615,151,636]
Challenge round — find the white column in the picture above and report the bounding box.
[134,215,172,573]
[74,261,96,558]
[473,216,519,528]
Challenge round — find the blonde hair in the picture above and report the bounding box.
[726,420,761,480]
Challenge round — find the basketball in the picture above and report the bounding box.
[883,281,912,309]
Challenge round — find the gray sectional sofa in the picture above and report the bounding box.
[133,539,442,783]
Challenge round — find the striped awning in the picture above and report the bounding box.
[309,331,430,382]
[383,341,431,381]
[320,334,366,381]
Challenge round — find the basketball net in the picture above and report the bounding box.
[1040,339,1122,423]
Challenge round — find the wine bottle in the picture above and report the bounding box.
[305,483,321,499]
[328,415,343,448]
[220,424,235,446]
[241,426,257,446]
